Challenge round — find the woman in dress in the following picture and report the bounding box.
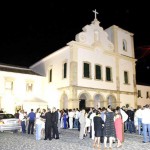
[104,105,116,150]
[93,110,104,149]
[114,109,123,148]
[35,108,43,140]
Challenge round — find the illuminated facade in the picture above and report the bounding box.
[30,18,138,110]
[0,17,150,113]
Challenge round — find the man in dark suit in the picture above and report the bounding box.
[52,107,59,139]
[44,108,52,140]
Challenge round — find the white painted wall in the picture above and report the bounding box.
[77,47,117,90]
[120,94,135,108]
[106,25,134,57]
[117,30,133,57]
[119,59,134,92]
[30,46,71,109]
[30,46,70,89]
[0,70,44,114]
[105,27,114,49]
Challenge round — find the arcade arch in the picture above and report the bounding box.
[94,94,104,109]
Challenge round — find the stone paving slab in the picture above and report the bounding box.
[0,129,150,150]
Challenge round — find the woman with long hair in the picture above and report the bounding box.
[114,109,123,148]
[103,105,116,150]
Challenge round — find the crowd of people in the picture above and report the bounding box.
[12,104,150,149]
[14,107,59,140]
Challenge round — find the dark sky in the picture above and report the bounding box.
[0,4,150,84]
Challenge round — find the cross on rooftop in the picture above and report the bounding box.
[93,9,98,20]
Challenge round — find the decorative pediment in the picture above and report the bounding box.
[75,19,114,51]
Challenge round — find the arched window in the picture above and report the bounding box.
[123,39,127,51]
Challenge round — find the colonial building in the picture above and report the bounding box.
[30,16,137,110]
[0,64,47,114]
[137,84,150,106]
[0,12,150,113]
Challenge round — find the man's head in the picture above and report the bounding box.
[52,107,56,112]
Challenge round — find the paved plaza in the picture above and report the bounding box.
[0,129,150,150]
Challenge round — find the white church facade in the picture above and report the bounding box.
[30,17,137,110]
[0,13,150,113]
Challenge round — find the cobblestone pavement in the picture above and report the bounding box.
[0,129,150,150]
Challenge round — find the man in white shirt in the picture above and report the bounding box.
[135,106,143,135]
[74,108,79,129]
[68,109,74,129]
[141,105,150,143]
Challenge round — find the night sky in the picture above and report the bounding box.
[0,4,150,84]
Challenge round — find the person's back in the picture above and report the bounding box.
[94,115,104,131]
[52,107,59,139]
[142,107,150,124]
[45,111,52,125]
[44,109,52,140]
[28,110,35,121]
[105,111,114,125]
[28,109,35,134]
[136,108,142,119]
[127,109,134,121]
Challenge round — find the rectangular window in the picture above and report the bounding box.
[83,63,90,78]
[138,90,142,98]
[49,69,52,82]
[124,71,129,84]
[95,65,101,80]
[26,83,33,92]
[146,91,150,99]
[106,67,112,81]
[63,63,67,78]
[5,81,13,90]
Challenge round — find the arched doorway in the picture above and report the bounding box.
[107,95,116,109]
[79,93,90,110]
[94,94,104,109]
[60,94,68,109]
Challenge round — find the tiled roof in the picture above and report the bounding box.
[0,63,41,76]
